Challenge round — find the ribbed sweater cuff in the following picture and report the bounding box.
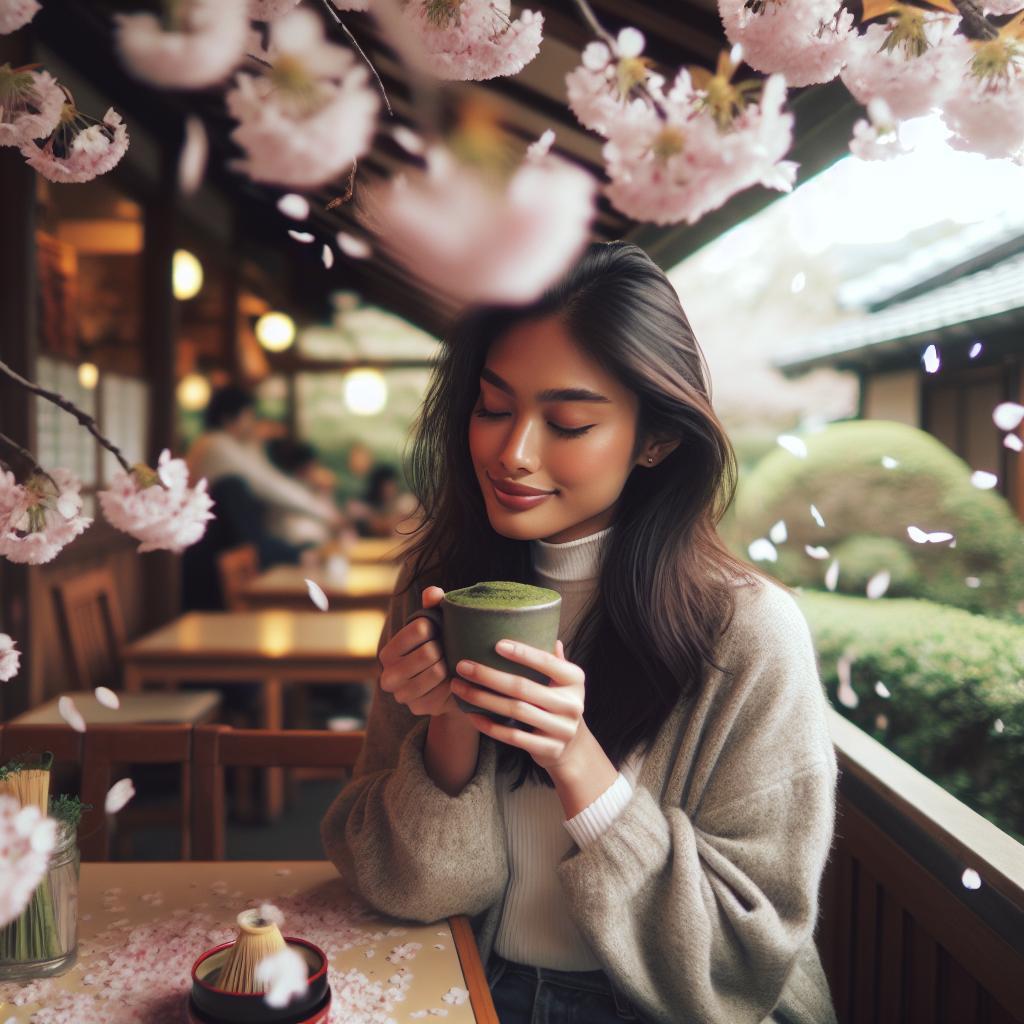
[563,772,633,848]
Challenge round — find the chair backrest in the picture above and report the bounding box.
[216,545,260,611]
[192,725,364,860]
[0,722,193,861]
[52,568,127,691]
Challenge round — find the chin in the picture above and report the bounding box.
[483,502,558,542]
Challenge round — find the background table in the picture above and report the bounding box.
[0,860,497,1023]
[240,564,400,612]
[122,610,386,816]
[341,537,407,563]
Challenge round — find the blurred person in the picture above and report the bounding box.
[349,464,420,538]
[265,437,344,550]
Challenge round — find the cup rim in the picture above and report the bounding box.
[443,583,561,613]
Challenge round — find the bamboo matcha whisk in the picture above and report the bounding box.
[217,907,287,994]
[0,752,53,813]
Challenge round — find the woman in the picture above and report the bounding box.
[321,242,837,1024]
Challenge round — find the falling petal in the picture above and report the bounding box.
[777,434,807,458]
[287,229,315,243]
[965,576,981,588]
[881,456,899,469]
[105,778,136,815]
[258,902,285,926]
[970,470,998,490]
[993,402,1024,431]
[1004,433,1023,452]
[810,504,825,528]
[256,946,308,1009]
[321,244,334,269]
[178,116,208,196]
[836,653,858,709]
[961,868,982,890]
[391,124,425,155]
[866,570,891,599]
[747,538,778,563]
[337,231,372,259]
[825,559,840,592]
[921,344,940,374]
[805,545,830,560]
[305,578,329,611]
[874,713,888,730]
[907,525,954,544]
[875,680,891,698]
[994,718,1004,734]
[769,519,787,544]
[58,695,87,733]
[94,686,120,710]
[277,193,310,219]
[969,342,982,359]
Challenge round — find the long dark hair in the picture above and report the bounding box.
[402,241,758,786]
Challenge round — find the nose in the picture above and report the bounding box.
[497,415,541,476]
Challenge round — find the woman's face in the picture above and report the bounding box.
[468,316,647,544]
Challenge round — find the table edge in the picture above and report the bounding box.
[448,915,499,1024]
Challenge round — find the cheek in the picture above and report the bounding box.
[549,430,635,489]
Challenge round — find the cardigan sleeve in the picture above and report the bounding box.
[555,583,838,1024]
[320,566,508,922]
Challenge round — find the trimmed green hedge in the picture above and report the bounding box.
[797,590,1024,842]
[734,420,1024,617]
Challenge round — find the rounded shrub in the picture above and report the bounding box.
[735,420,1024,616]
[797,590,1024,841]
[829,535,919,597]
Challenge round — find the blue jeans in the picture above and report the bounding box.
[486,953,642,1024]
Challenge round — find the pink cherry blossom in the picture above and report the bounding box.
[361,135,595,305]
[393,0,543,81]
[0,468,92,564]
[603,70,796,225]
[248,0,303,18]
[104,778,136,815]
[58,695,87,733]
[256,946,307,1007]
[0,796,56,929]
[0,0,39,35]
[849,97,909,161]
[840,12,967,121]
[21,105,129,184]
[0,66,64,146]
[98,449,214,554]
[226,9,379,188]
[941,38,1024,161]
[719,0,854,87]
[0,632,20,682]
[566,29,666,137]
[115,0,248,89]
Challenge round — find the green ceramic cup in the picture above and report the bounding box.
[407,581,562,729]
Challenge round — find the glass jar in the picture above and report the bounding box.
[0,822,79,980]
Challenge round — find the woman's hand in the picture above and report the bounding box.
[451,639,589,773]
[378,587,460,718]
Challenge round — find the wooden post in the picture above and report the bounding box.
[0,33,38,720]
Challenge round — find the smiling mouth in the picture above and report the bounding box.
[486,474,557,511]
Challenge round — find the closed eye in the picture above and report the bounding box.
[474,407,594,438]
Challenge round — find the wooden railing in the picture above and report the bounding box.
[819,709,1024,1024]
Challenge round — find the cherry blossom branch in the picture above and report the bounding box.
[321,0,394,116]
[568,0,670,121]
[0,432,59,491]
[0,359,133,474]
[952,0,999,39]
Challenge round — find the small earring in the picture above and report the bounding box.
[647,456,654,464]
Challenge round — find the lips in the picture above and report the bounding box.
[487,475,556,512]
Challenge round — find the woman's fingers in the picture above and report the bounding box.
[453,659,583,718]
[452,680,576,740]
[493,639,585,688]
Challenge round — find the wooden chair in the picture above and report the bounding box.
[217,544,260,611]
[52,568,126,692]
[0,722,195,861]
[191,725,364,860]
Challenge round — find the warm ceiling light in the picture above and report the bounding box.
[256,311,296,353]
[344,368,387,416]
[176,372,211,411]
[77,362,99,390]
[172,249,203,300]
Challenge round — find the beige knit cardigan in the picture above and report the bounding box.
[321,573,839,1024]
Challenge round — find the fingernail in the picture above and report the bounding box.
[496,640,514,654]
[457,660,475,676]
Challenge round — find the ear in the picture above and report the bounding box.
[635,437,680,468]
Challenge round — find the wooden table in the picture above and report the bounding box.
[122,610,386,817]
[239,563,400,612]
[343,537,407,563]
[0,861,497,1023]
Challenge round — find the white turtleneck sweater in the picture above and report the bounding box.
[493,526,646,970]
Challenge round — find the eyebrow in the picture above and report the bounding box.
[480,367,611,404]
